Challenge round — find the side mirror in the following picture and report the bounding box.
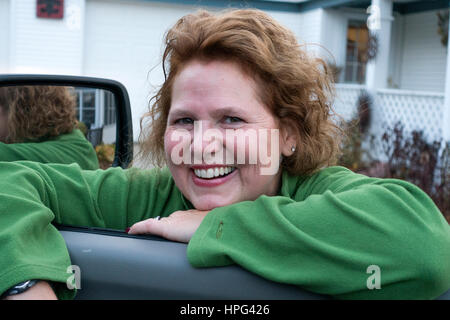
[0,74,133,168]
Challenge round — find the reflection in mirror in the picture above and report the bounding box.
[0,85,117,170]
[71,87,118,169]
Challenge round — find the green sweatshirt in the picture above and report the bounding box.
[0,162,449,300]
[0,129,99,170]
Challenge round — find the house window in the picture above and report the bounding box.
[74,88,116,129]
[104,91,116,126]
[75,89,96,129]
[344,20,369,84]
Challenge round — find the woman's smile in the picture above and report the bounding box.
[191,165,238,187]
[192,165,237,179]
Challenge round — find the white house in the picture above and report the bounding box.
[0,0,449,146]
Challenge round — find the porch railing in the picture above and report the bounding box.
[333,83,366,121]
[334,84,445,143]
[374,88,444,142]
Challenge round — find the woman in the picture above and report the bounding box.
[0,85,99,170]
[0,9,449,300]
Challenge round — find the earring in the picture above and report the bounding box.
[291,146,296,152]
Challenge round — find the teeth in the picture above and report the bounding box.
[194,167,235,179]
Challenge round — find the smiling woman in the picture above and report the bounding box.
[0,9,449,300]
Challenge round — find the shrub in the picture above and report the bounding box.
[95,143,115,169]
[75,121,88,137]
[338,90,373,171]
[379,122,449,222]
[339,119,450,223]
[338,118,367,171]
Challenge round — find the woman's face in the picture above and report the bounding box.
[164,59,294,210]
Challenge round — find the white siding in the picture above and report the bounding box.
[8,0,85,74]
[388,13,404,88]
[83,0,200,139]
[290,8,323,55]
[321,8,347,70]
[263,9,325,59]
[0,0,10,73]
[399,10,447,92]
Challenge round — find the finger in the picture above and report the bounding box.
[128,217,164,236]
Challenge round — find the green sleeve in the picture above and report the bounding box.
[0,129,100,170]
[187,166,450,299]
[0,161,185,299]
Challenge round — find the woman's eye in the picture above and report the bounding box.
[223,116,243,124]
[174,118,194,125]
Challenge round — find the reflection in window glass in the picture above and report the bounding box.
[345,21,368,84]
[83,109,96,127]
[75,89,96,129]
[104,91,116,126]
[82,91,95,109]
[73,90,80,120]
[74,88,116,130]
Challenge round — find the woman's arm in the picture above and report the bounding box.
[0,129,99,170]
[0,161,184,299]
[186,167,450,299]
[3,281,57,300]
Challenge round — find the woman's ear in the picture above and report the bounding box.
[279,119,298,157]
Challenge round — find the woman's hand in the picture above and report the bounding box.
[127,210,210,243]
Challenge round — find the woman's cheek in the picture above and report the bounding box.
[164,132,175,163]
